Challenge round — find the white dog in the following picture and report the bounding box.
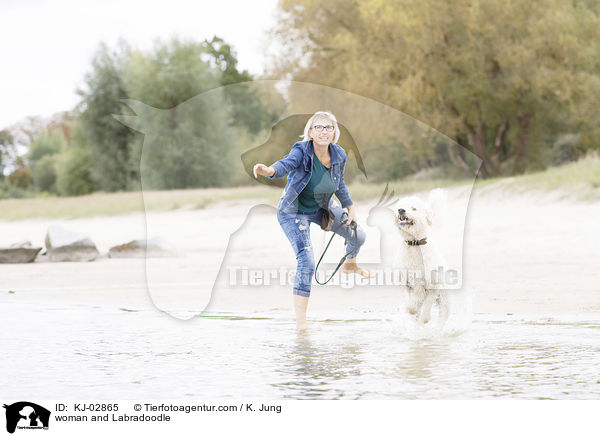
[394,189,450,325]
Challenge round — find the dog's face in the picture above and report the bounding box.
[395,196,432,239]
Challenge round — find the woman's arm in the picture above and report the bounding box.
[255,143,304,179]
[335,157,355,225]
[334,165,353,208]
[345,204,357,226]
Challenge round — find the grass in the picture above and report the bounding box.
[346,177,472,203]
[0,186,280,221]
[1,154,598,221]
[471,153,600,201]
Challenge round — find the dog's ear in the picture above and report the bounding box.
[425,207,433,226]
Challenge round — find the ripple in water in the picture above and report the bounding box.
[1,295,599,400]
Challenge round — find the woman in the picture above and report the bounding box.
[253,111,370,328]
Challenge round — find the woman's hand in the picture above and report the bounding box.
[346,205,357,226]
[253,163,275,178]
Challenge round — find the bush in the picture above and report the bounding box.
[56,147,96,196]
[552,134,585,165]
[28,129,65,194]
[7,165,33,189]
[30,154,58,193]
[0,179,35,199]
[29,130,64,162]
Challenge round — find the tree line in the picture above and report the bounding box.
[268,0,600,179]
[1,0,599,198]
[0,36,278,198]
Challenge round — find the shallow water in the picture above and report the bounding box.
[2,297,599,400]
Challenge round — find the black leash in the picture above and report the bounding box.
[314,211,358,285]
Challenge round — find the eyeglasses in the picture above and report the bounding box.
[312,124,334,133]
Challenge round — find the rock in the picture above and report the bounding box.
[9,241,33,248]
[108,237,175,258]
[45,225,99,262]
[0,246,42,263]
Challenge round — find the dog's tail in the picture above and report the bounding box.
[427,188,447,238]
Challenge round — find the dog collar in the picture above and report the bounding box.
[406,238,427,246]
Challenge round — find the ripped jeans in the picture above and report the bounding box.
[277,199,367,297]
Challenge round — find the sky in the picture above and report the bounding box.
[0,0,280,130]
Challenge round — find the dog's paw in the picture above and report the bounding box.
[418,310,432,324]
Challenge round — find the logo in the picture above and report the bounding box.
[3,402,50,434]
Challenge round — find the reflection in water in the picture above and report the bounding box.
[396,341,452,379]
[273,330,363,399]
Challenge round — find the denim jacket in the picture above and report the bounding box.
[269,140,353,212]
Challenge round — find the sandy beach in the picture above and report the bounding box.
[1,185,599,317]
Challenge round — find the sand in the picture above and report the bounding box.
[1,186,599,318]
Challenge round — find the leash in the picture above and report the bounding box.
[314,211,358,285]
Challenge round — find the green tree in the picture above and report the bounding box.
[77,40,135,191]
[0,129,14,180]
[120,38,238,189]
[203,36,278,134]
[28,130,65,193]
[7,158,33,190]
[56,120,96,196]
[271,0,600,177]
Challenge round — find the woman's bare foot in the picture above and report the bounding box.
[294,295,310,329]
[296,321,311,330]
[342,257,373,278]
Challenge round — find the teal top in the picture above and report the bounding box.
[296,151,336,213]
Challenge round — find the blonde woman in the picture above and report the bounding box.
[254,111,370,328]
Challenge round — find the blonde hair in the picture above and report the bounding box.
[301,111,340,143]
